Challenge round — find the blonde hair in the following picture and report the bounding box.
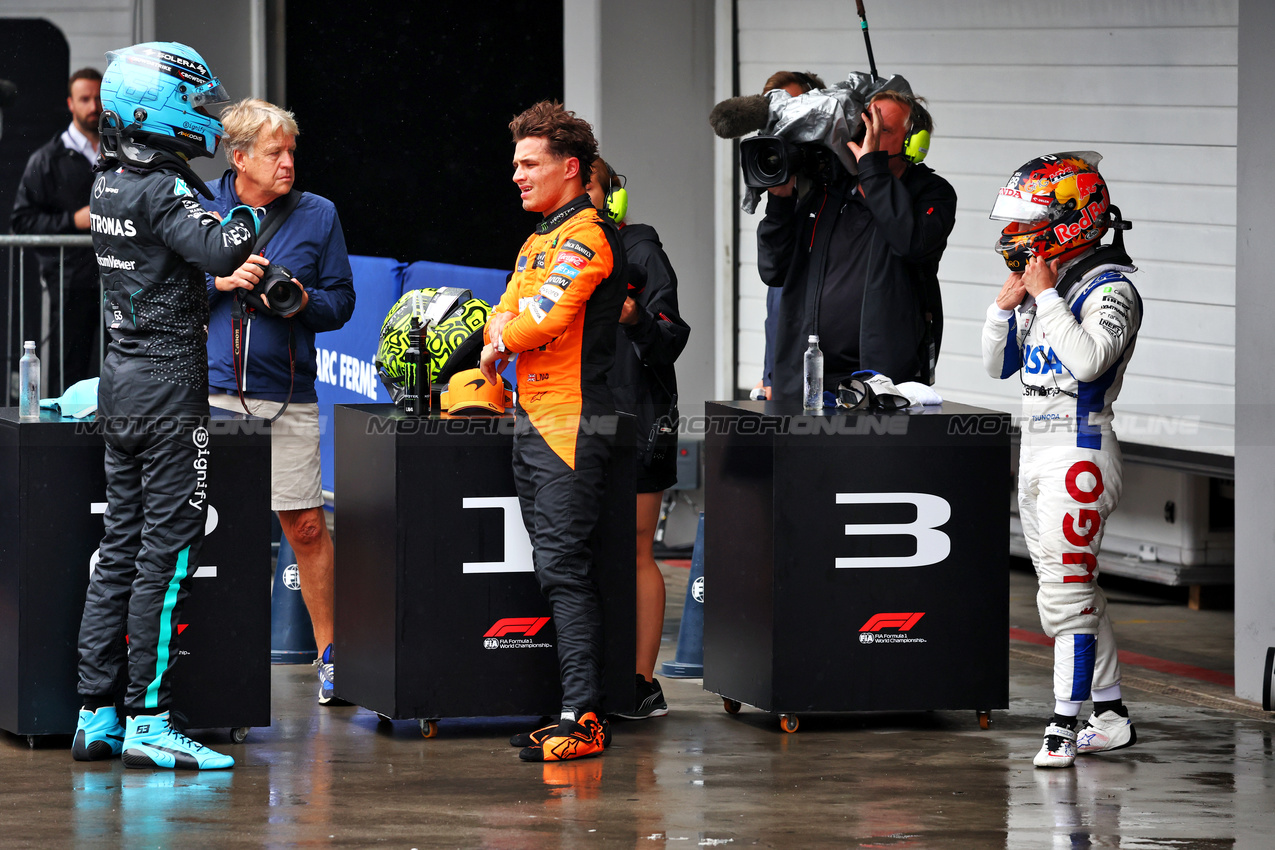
[220,98,300,168]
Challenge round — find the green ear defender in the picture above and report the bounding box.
[903,128,930,164]
[603,164,628,223]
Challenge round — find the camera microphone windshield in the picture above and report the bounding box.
[708,94,770,139]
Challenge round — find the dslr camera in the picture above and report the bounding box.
[239,262,304,317]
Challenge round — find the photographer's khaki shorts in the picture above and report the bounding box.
[208,393,324,512]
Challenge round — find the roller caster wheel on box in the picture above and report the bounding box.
[779,714,799,734]
[26,735,37,750]
[230,727,251,745]
[419,719,439,739]
[723,698,741,715]
[376,713,392,725]
[977,711,991,730]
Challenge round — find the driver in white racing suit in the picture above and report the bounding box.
[981,151,1141,769]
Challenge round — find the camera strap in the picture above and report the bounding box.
[252,190,301,254]
[229,189,302,425]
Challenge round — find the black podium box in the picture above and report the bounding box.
[703,400,1011,727]
[0,408,272,739]
[334,404,636,724]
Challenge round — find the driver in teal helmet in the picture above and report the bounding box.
[74,42,259,771]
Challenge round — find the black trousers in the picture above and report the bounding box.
[512,412,612,714]
[77,359,209,715]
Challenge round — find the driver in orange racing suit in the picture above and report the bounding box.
[481,101,625,763]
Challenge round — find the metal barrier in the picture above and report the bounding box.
[0,233,98,402]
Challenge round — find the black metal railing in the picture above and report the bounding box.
[1,233,98,403]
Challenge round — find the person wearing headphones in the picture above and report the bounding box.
[585,158,690,719]
[757,88,956,400]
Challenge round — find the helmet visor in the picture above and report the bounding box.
[989,187,1051,223]
[189,77,230,110]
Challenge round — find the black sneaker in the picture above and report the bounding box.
[612,674,669,720]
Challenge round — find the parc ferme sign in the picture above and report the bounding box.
[313,256,514,493]
[315,346,381,401]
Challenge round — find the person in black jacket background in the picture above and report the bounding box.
[757,90,956,402]
[587,159,689,719]
[10,67,103,388]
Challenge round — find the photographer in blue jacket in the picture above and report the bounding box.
[204,99,355,704]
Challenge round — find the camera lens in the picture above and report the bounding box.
[256,263,302,315]
[757,141,785,179]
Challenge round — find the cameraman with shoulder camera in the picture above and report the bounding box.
[757,89,956,402]
[204,99,355,705]
[753,71,825,401]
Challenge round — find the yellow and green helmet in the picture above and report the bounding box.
[375,287,491,404]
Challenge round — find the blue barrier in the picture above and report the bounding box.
[271,535,317,664]
[314,255,404,493]
[402,259,509,308]
[661,512,705,678]
[314,256,514,494]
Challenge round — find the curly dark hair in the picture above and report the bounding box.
[509,100,598,187]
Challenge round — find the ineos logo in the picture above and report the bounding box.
[834,492,952,569]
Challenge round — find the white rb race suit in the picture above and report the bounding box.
[981,256,1141,709]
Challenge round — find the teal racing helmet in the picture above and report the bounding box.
[100,42,230,159]
[375,287,492,404]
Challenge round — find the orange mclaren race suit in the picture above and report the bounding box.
[491,194,625,714]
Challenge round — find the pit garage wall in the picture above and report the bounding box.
[0,0,268,192]
[564,0,718,421]
[1234,0,1275,705]
[729,0,1238,457]
[0,0,149,73]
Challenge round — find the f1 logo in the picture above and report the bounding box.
[860,612,925,632]
[834,493,951,569]
[484,617,550,638]
[462,497,534,573]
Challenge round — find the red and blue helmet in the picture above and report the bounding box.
[991,151,1112,271]
[100,42,230,159]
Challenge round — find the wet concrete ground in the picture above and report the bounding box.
[2,567,1272,848]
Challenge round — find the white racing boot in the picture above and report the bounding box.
[1076,709,1137,754]
[1033,723,1077,768]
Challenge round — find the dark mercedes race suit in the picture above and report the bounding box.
[490,195,625,714]
[77,162,256,715]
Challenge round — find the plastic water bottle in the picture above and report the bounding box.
[19,340,40,420]
[802,334,823,413]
